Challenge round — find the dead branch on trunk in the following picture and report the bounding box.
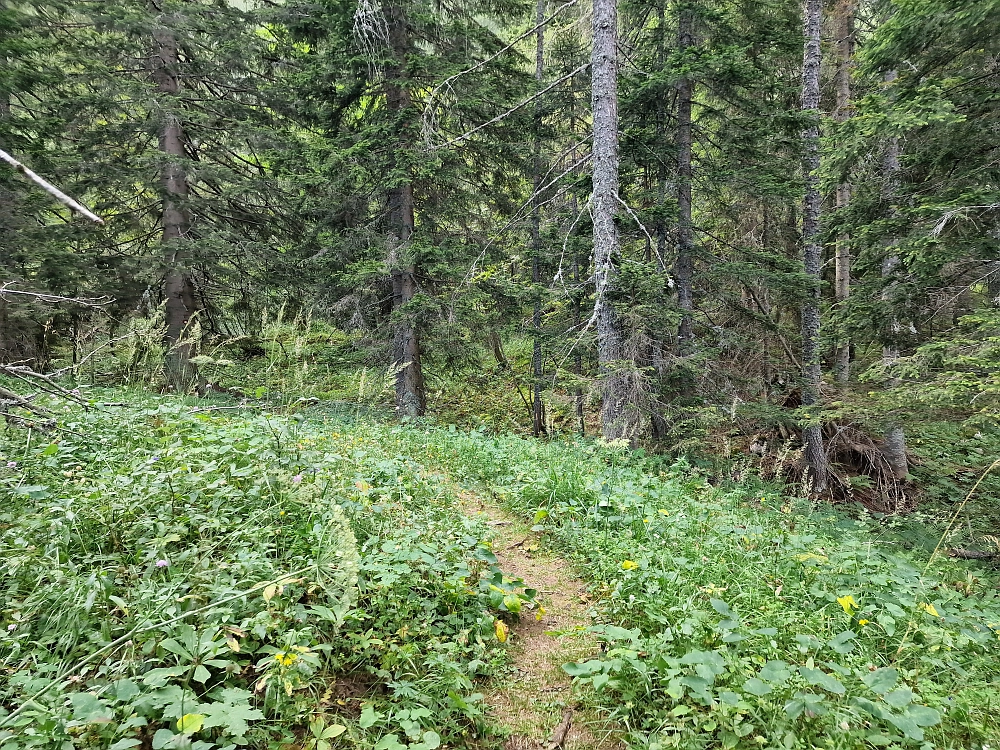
[0,148,105,224]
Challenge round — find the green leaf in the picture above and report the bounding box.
[192,665,211,684]
[851,697,892,721]
[877,614,896,635]
[473,546,498,564]
[827,630,856,655]
[177,714,205,734]
[322,725,347,739]
[759,660,792,684]
[678,650,726,676]
[142,666,188,687]
[884,688,914,708]
[862,668,898,695]
[152,729,175,750]
[502,594,522,613]
[888,713,924,741]
[562,660,603,677]
[359,705,380,729]
[799,667,846,695]
[743,678,772,696]
[198,698,264,737]
[42,443,59,456]
[794,633,822,650]
[115,679,140,701]
[421,731,441,749]
[373,734,407,750]
[864,734,897,746]
[12,485,49,500]
[710,598,735,618]
[906,705,941,727]
[719,690,741,705]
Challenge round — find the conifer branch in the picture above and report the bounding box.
[428,64,589,149]
[421,0,579,138]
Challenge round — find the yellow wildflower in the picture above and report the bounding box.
[837,595,859,614]
[919,602,940,617]
[621,560,639,571]
[796,553,828,563]
[858,619,870,626]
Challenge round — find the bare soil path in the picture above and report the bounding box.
[457,490,624,750]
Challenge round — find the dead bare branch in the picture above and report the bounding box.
[0,283,113,308]
[0,148,105,224]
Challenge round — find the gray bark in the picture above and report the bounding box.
[833,0,854,384]
[569,73,585,436]
[0,90,10,364]
[989,261,1000,306]
[799,0,828,492]
[0,298,9,365]
[649,0,669,438]
[675,2,694,350]
[385,1,425,417]
[880,69,908,481]
[531,0,545,437]
[152,24,199,393]
[591,0,630,441]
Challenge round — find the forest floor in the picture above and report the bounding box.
[457,488,624,750]
[4,395,1000,750]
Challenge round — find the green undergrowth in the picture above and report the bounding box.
[3,398,1000,750]
[405,430,1000,750]
[0,395,535,750]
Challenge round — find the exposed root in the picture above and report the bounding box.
[750,417,910,513]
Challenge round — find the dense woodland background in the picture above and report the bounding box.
[2,0,999,508]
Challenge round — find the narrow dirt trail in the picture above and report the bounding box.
[458,490,624,750]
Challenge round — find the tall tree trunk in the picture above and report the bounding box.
[0,297,9,364]
[385,0,425,418]
[799,0,828,492]
[530,0,545,437]
[649,0,669,438]
[881,69,908,481]
[675,2,695,350]
[591,0,629,441]
[152,24,199,393]
[0,88,10,364]
[833,0,854,384]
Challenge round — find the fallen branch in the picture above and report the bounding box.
[546,708,573,750]
[948,548,996,560]
[0,364,88,406]
[0,283,112,308]
[0,148,105,224]
[0,386,50,416]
